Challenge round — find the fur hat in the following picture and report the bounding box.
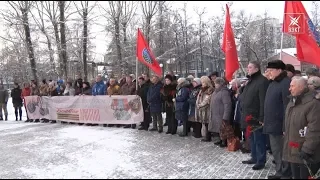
[285,64,295,74]
[192,78,201,85]
[266,60,286,70]
[165,74,173,81]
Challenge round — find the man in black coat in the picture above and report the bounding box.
[240,61,269,170]
[263,60,291,179]
[137,77,151,130]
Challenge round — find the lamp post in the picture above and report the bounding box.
[206,68,209,76]
[159,63,164,79]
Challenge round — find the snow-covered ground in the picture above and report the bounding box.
[0,99,275,179]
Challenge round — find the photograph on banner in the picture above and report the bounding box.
[24,95,144,124]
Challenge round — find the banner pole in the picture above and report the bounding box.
[280,32,284,60]
[135,57,139,91]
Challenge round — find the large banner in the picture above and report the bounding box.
[24,95,144,124]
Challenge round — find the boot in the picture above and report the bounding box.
[20,116,22,121]
[0,116,3,121]
[15,117,18,121]
[25,119,30,122]
[123,125,131,128]
[5,116,8,121]
[34,119,40,123]
[219,140,227,148]
[51,120,57,123]
[29,119,34,122]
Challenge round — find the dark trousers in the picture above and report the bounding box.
[291,162,320,179]
[233,122,242,140]
[193,122,202,137]
[151,112,163,131]
[14,106,22,120]
[269,134,291,177]
[250,128,266,166]
[181,116,190,136]
[142,111,151,130]
[166,108,177,134]
[204,123,211,141]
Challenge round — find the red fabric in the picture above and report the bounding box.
[21,88,31,98]
[136,29,162,76]
[283,1,320,67]
[289,141,300,149]
[221,4,239,82]
[245,126,252,140]
[245,114,253,123]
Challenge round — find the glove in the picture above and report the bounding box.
[299,151,314,164]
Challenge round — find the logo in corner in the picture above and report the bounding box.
[142,48,153,64]
[284,13,305,34]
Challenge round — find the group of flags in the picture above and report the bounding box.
[135,1,320,81]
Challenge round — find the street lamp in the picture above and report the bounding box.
[206,68,209,76]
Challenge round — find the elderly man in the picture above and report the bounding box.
[120,75,136,129]
[240,61,269,170]
[92,75,106,96]
[147,75,163,133]
[283,76,320,179]
[107,78,120,95]
[285,64,296,79]
[306,67,319,79]
[263,60,291,179]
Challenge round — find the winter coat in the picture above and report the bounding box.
[120,83,136,95]
[175,81,190,121]
[92,81,106,96]
[82,87,92,95]
[208,86,232,133]
[195,86,214,124]
[0,89,9,103]
[188,85,201,121]
[239,71,269,129]
[283,90,320,164]
[48,86,59,96]
[107,84,120,95]
[21,87,31,98]
[160,83,176,112]
[263,71,291,135]
[147,81,163,113]
[30,86,40,96]
[74,78,83,95]
[137,82,150,110]
[11,87,23,107]
[39,84,49,96]
[63,87,75,96]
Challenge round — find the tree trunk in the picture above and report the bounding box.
[122,23,129,73]
[43,32,56,79]
[52,22,63,79]
[114,20,122,75]
[83,6,88,82]
[59,1,68,81]
[22,7,38,82]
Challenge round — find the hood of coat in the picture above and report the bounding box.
[176,81,190,90]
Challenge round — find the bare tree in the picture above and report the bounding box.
[194,7,206,75]
[5,1,38,82]
[312,1,320,29]
[141,1,158,44]
[31,2,56,79]
[74,1,97,81]
[59,1,68,81]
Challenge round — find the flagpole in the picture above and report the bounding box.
[279,32,284,61]
[135,57,138,91]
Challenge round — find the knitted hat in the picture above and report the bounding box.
[192,78,201,85]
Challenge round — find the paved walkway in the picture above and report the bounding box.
[0,121,274,179]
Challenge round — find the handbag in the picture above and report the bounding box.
[227,137,240,152]
[220,120,235,140]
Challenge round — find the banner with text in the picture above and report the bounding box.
[24,95,144,124]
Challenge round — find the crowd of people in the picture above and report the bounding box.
[0,60,320,179]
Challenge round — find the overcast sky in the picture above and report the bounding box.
[0,1,314,62]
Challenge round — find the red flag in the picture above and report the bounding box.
[136,28,162,76]
[222,4,239,82]
[283,1,320,67]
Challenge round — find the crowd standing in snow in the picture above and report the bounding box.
[0,61,320,179]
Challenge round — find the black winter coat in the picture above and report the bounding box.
[11,87,23,107]
[137,82,150,110]
[263,71,290,135]
[239,71,269,129]
[160,83,176,112]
